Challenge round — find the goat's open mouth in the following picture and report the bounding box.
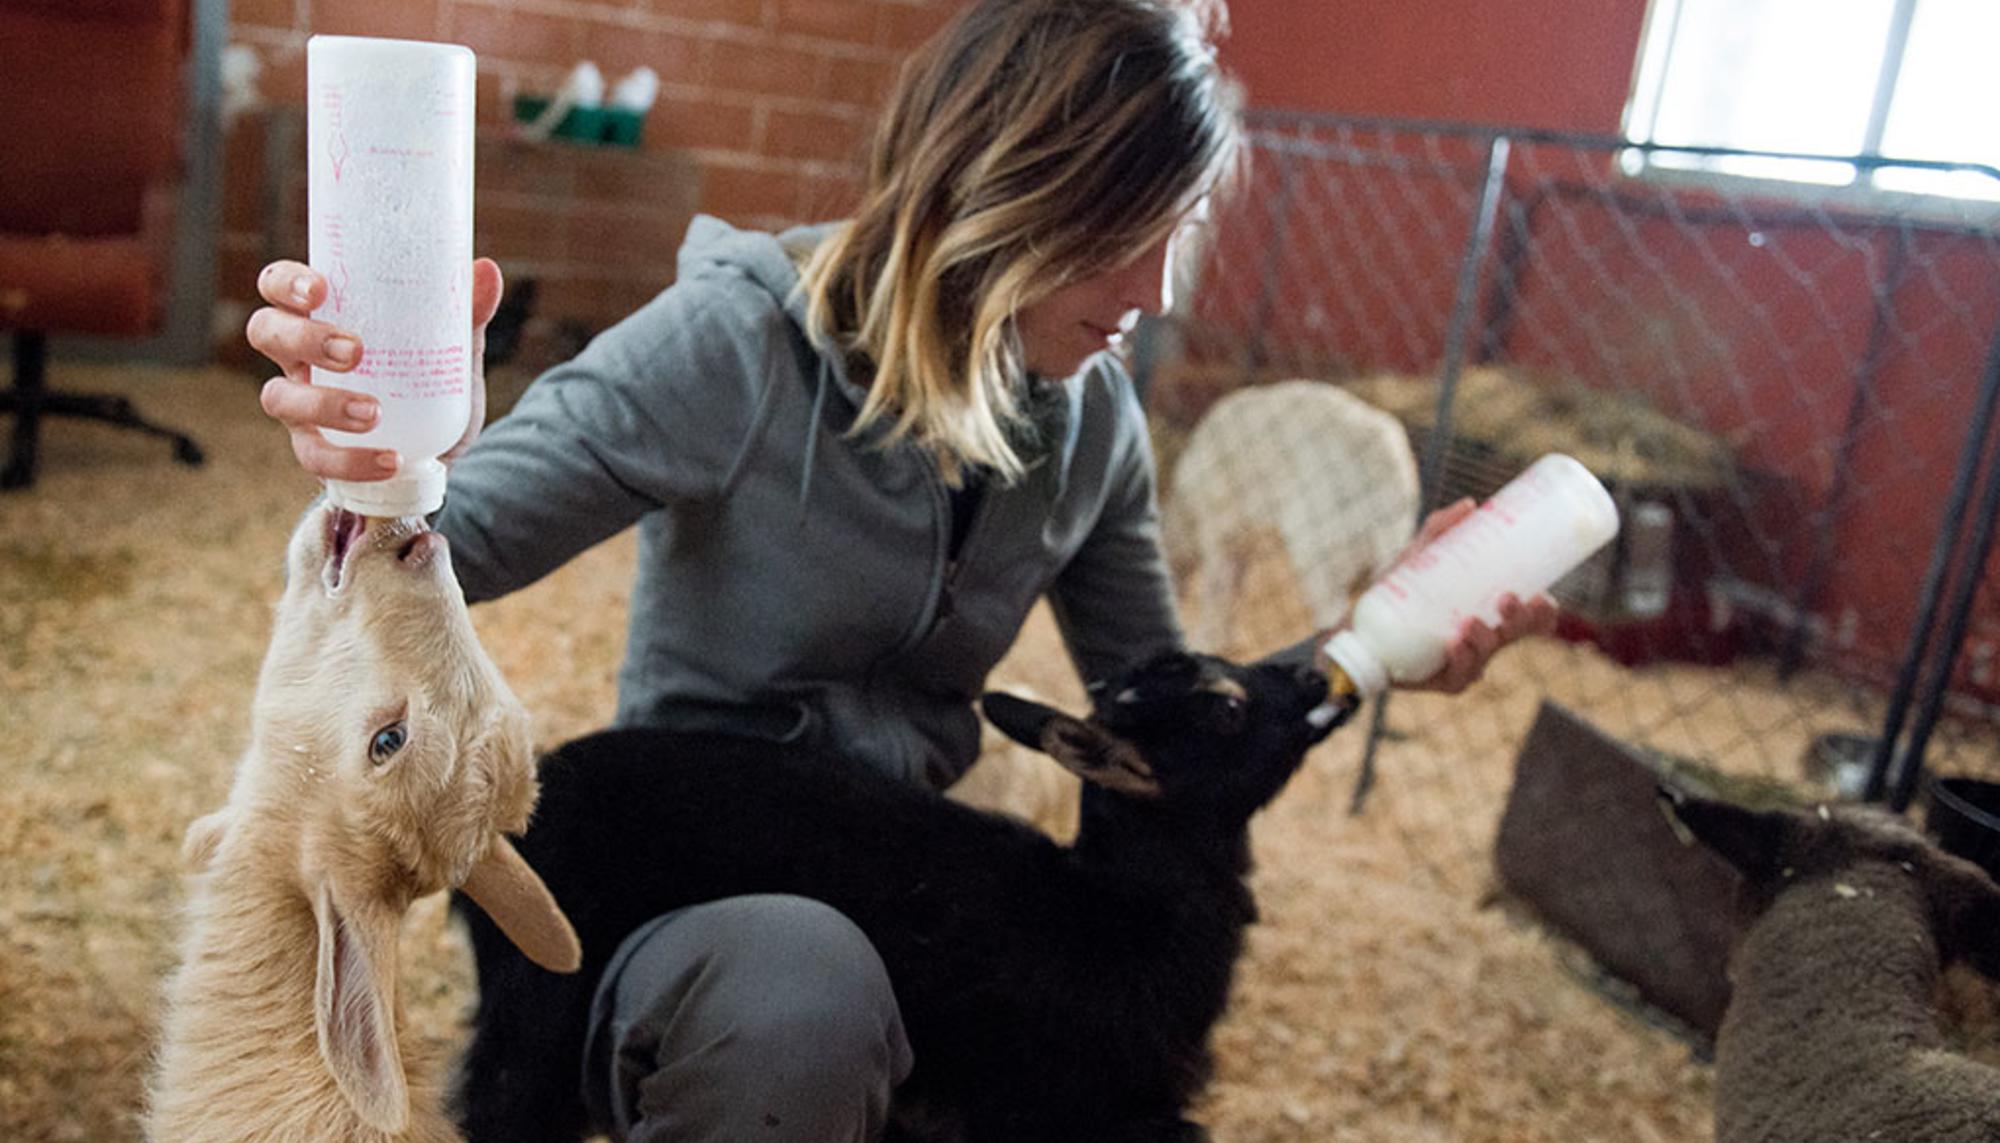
[1304,696,1358,739]
[1302,673,1356,740]
[322,507,367,593]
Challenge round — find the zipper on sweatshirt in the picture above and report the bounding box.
[927,504,988,638]
[869,448,958,666]
[916,458,997,645]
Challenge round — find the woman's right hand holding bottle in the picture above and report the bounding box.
[248,257,504,481]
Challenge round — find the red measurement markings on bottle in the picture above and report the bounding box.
[321,87,350,183]
[319,212,351,315]
[351,344,468,400]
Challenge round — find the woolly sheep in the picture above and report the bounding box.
[1663,786,2000,1142]
[1162,379,1419,652]
[453,648,1357,1142]
[146,504,580,1142]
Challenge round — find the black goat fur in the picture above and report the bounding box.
[451,650,1351,1143]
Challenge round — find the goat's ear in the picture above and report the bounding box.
[1040,715,1160,798]
[1657,785,1797,882]
[311,879,410,1133]
[180,808,232,870]
[982,692,1061,750]
[459,835,582,973]
[984,693,1160,798]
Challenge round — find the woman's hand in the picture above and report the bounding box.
[1316,498,1562,696]
[249,258,505,481]
[1407,588,1560,694]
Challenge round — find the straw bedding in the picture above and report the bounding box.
[5,363,1757,1141]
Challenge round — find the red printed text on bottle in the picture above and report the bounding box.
[352,344,468,400]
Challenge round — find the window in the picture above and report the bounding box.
[1622,0,2000,202]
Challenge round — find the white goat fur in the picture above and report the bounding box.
[146,506,578,1142]
[1163,380,1420,650]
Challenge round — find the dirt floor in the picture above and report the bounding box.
[1,364,1988,1140]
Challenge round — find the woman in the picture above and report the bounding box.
[250,1,1552,1138]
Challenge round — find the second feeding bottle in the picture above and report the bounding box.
[1322,453,1621,700]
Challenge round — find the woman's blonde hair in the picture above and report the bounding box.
[799,0,1243,485]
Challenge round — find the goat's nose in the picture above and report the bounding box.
[398,530,443,566]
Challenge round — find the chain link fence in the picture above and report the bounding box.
[1146,111,2000,891]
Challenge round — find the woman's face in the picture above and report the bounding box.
[1014,201,1209,378]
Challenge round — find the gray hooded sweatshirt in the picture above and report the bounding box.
[434,216,1185,788]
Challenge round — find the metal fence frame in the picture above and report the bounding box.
[1198,110,2000,815]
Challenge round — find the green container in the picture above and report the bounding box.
[554,106,606,144]
[601,108,646,147]
[511,94,605,145]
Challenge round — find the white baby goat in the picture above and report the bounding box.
[1163,379,1420,651]
[146,503,580,1142]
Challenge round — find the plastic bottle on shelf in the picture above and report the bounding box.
[307,35,476,518]
[1620,500,1675,619]
[1323,453,1621,698]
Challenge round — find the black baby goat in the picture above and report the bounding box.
[453,649,1354,1143]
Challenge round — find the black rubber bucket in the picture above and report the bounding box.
[1924,775,2000,884]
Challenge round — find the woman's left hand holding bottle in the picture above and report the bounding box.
[249,257,505,482]
[1314,498,1563,696]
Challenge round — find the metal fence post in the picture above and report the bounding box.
[1883,320,2000,810]
[1352,133,1513,814]
[1862,318,2000,802]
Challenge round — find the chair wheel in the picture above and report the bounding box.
[173,439,204,466]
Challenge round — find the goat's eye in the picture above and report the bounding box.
[369,722,408,765]
[1208,695,1248,735]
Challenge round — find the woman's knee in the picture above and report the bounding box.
[590,894,913,1140]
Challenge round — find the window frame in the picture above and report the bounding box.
[1619,0,2000,226]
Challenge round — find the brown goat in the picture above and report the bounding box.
[1665,788,2000,1142]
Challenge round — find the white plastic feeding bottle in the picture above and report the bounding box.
[1323,453,1620,698]
[308,35,476,518]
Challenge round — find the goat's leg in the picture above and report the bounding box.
[451,894,597,1143]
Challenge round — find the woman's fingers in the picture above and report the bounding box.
[1416,498,1475,545]
[1494,592,1561,640]
[260,375,378,433]
[254,257,495,477]
[262,376,394,480]
[289,428,400,482]
[1440,618,1502,693]
[249,261,364,375]
[443,258,504,464]
[246,305,363,375]
[1390,499,1475,573]
[470,257,504,330]
[257,260,322,309]
[1402,592,1561,695]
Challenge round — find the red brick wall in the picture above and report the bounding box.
[220,0,958,362]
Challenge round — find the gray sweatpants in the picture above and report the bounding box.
[581,894,915,1142]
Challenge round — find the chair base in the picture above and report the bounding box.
[1,331,204,491]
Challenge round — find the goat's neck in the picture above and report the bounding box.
[1074,789,1255,893]
[147,824,449,1142]
[1726,860,1945,1057]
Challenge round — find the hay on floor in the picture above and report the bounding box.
[0,363,1761,1141]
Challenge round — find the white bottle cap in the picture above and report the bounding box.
[1323,630,1390,698]
[325,457,448,518]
